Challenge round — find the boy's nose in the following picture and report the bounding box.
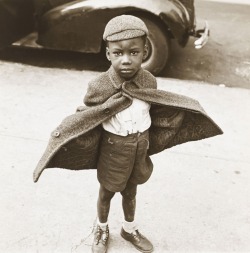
[121,54,131,65]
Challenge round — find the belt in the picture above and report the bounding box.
[103,129,148,138]
[127,131,144,137]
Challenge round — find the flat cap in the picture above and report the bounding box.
[103,15,149,42]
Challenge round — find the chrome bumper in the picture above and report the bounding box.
[193,21,209,49]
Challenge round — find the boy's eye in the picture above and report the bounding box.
[131,51,139,56]
[113,52,122,56]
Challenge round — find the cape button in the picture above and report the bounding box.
[52,130,60,137]
[104,108,110,114]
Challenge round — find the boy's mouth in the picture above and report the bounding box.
[120,68,133,73]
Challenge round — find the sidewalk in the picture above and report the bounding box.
[0,62,249,253]
[200,0,250,5]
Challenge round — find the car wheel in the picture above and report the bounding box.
[139,17,170,76]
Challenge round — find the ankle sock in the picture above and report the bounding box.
[122,220,137,233]
[97,218,108,231]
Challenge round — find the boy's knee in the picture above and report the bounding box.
[99,185,115,202]
[120,183,137,200]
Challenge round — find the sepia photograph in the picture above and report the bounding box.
[0,0,249,252]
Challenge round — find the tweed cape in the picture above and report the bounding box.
[33,67,223,182]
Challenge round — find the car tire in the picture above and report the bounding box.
[139,16,170,76]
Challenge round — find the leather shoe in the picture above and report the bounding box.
[92,225,109,253]
[121,228,153,253]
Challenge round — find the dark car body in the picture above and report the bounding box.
[0,0,209,75]
[0,0,34,48]
[35,0,194,52]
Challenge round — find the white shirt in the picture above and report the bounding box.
[102,98,151,136]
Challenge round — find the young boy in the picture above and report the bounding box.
[33,14,222,253]
[87,15,155,253]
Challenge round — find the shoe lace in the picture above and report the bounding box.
[131,229,144,242]
[95,225,109,245]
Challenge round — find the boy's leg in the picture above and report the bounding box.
[120,182,153,253]
[97,184,115,223]
[121,181,137,223]
[92,184,115,253]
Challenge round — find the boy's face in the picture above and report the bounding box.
[106,37,148,80]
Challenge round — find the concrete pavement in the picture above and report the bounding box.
[202,0,250,5]
[0,62,250,253]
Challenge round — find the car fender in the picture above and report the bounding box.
[0,0,34,49]
[37,0,192,53]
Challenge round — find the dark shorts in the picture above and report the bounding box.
[97,130,153,192]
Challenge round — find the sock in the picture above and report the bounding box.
[123,220,137,234]
[97,218,108,231]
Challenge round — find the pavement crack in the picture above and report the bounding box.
[71,218,96,252]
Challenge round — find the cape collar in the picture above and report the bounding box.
[108,66,145,90]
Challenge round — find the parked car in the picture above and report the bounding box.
[0,0,209,75]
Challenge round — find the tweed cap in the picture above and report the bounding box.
[103,15,149,41]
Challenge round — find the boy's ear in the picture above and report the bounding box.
[143,45,149,60]
[106,47,111,61]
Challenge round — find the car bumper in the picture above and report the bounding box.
[193,20,210,49]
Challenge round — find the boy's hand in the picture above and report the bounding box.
[76,105,88,112]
